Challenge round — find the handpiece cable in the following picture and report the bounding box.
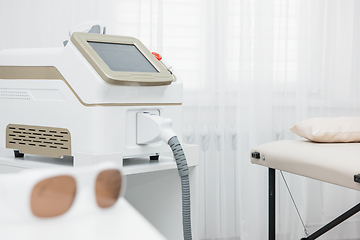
[168,136,192,240]
[139,113,193,240]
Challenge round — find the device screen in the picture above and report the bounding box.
[88,41,158,73]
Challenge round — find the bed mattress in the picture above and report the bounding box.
[251,140,360,191]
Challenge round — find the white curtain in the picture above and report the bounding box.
[2,0,360,239]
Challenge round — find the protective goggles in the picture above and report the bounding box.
[0,162,125,219]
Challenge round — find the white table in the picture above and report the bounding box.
[0,145,199,240]
[0,198,166,240]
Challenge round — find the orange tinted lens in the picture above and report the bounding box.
[95,169,122,208]
[31,175,76,218]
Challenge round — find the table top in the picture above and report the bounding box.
[251,140,360,191]
[0,198,166,240]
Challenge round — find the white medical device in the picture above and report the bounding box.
[0,32,182,163]
[0,29,192,240]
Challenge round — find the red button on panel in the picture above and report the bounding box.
[152,52,162,61]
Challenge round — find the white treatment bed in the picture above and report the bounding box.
[251,140,360,240]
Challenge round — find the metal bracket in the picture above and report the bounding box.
[354,174,360,183]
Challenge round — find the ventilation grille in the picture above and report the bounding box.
[0,90,31,100]
[6,124,71,158]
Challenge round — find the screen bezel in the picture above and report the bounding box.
[70,32,173,86]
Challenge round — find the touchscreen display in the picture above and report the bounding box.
[88,41,158,73]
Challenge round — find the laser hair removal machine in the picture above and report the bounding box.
[0,29,192,240]
[0,32,182,163]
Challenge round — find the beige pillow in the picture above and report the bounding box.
[290,117,360,143]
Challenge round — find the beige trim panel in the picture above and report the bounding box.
[71,32,174,86]
[0,66,181,107]
[6,124,71,158]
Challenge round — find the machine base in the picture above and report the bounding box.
[149,154,159,161]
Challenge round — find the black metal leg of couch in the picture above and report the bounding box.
[269,168,276,240]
